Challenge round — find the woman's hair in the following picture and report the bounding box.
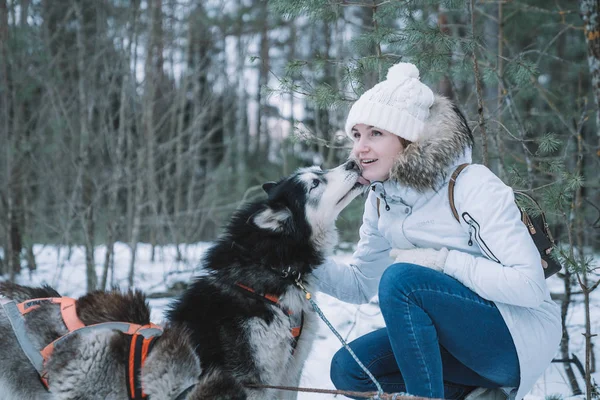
[399,137,412,149]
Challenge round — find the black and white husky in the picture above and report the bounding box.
[0,160,365,400]
[167,160,367,399]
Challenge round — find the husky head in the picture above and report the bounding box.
[256,160,366,250]
[204,160,367,287]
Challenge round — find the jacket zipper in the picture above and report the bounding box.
[371,181,391,211]
[380,192,391,211]
[462,212,501,263]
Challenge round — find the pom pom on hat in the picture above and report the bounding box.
[345,62,435,142]
[386,62,420,81]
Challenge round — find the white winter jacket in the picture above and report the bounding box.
[314,96,562,400]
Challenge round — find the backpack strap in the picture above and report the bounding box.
[448,163,471,222]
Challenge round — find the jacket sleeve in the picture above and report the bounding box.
[443,165,549,308]
[312,191,394,304]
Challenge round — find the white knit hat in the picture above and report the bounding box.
[345,63,435,142]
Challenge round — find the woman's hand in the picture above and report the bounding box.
[389,247,449,272]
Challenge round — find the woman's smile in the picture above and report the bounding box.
[351,124,405,182]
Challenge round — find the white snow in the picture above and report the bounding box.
[3,242,598,399]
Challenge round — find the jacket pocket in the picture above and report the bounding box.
[462,212,501,263]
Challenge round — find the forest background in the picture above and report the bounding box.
[1,0,599,397]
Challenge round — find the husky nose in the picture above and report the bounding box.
[345,160,360,172]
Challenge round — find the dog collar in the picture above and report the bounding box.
[235,283,304,350]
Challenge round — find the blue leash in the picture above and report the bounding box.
[294,279,411,400]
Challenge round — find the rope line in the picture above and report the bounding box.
[246,383,423,400]
[308,295,385,395]
[293,279,410,399]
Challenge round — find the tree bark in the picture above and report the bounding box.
[145,0,164,262]
[575,122,596,400]
[580,0,600,152]
[74,3,97,292]
[470,0,489,167]
[235,0,249,191]
[1,0,24,280]
[256,0,270,158]
[128,155,145,289]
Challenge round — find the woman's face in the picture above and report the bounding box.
[351,124,405,183]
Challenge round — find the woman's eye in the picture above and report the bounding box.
[352,131,360,139]
[310,179,320,190]
[372,130,382,136]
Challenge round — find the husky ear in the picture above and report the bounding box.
[252,206,291,232]
[262,181,277,196]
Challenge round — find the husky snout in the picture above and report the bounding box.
[345,159,360,172]
[343,159,370,186]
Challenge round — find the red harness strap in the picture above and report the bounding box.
[127,333,160,399]
[235,283,304,350]
[15,297,162,398]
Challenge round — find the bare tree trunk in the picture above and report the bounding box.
[75,3,97,292]
[101,222,114,291]
[256,0,269,158]
[128,155,145,289]
[235,3,249,191]
[102,2,140,289]
[0,0,8,277]
[559,268,583,395]
[579,4,600,318]
[19,0,30,27]
[126,1,141,249]
[580,274,600,400]
[481,1,503,175]
[282,20,298,176]
[574,122,598,400]
[494,0,506,180]
[580,0,600,150]
[1,0,24,280]
[469,0,489,167]
[185,7,212,239]
[144,0,164,262]
[560,132,584,395]
[101,71,127,290]
[23,194,36,271]
[169,0,189,259]
[436,10,455,100]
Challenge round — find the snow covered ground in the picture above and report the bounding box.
[2,242,598,399]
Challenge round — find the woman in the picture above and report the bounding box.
[313,63,561,400]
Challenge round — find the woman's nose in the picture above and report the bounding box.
[353,137,369,154]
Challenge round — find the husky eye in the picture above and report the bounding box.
[310,179,320,191]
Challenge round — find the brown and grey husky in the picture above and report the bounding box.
[0,282,240,400]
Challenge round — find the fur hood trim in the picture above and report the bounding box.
[388,95,473,192]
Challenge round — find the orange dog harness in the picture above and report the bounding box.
[235,283,304,350]
[4,297,162,399]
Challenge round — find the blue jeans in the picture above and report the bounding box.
[330,263,520,399]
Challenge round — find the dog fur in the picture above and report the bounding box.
[0,161,365,399]
[167,161,366,400]
[0,282,203,400]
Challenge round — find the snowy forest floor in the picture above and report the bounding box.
[2,242,598,399]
